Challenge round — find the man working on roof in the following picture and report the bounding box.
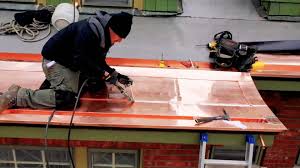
[0,11,133,112]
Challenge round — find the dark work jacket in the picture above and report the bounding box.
[41,13,114,79]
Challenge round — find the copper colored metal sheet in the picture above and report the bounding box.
[256,54,300,66]
[1,53,300,78]
[252,54,300,78]
[0,61,286,132]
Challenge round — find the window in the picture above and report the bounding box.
[211,146,246,160]
[210,146,259,162]
[89,149,138,168]
[0,146,71,168]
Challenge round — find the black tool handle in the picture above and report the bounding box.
[195,117,218,124]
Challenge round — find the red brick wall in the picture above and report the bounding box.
[260,91,300,168]
[0,138,200,168]
[143,146,200,168]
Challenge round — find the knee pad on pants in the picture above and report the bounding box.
[55,90,77,109]
[39,79,51,90]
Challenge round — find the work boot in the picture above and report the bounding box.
[0,84,21,112]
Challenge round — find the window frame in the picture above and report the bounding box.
[89,148,139,168]
[0,145,72,168]
[210,145,265,166]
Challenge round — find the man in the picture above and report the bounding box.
[0,11,133,112]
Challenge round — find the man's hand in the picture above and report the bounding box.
[108,70,133,86]
[117,73,133,86]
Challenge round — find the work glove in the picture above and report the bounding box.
[109,70,133,86]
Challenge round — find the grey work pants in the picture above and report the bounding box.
[17,59,80,109]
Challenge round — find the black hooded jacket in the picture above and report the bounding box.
[41,12,115,78]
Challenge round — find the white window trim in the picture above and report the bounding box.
[89,149,138,168]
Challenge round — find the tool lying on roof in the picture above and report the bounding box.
[194,109,230,124]
[207,31,258,72]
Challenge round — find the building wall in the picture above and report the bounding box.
[143,146,199,168]
[0,138,200,168]
[260,91,300,168]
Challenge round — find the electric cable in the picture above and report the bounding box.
[195,44,208,47]
[67,78,89,168]
[73,0,76,23]
[44,108,57,168]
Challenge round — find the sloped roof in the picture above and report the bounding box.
[0,60,286,132]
